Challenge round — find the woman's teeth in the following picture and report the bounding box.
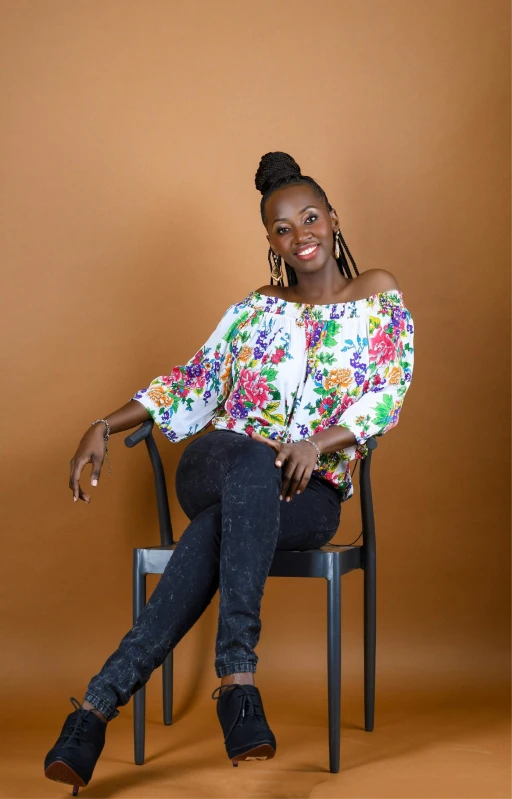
[296,244,319,258]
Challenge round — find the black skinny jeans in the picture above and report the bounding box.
[84,429,342,721]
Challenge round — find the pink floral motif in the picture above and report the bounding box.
[271,348,286,365]
[369,327,395,366]
[340,394,356,413]
[239,369,271,408]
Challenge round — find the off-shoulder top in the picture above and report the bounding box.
[132,288,415,502]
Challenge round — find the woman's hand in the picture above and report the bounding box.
[69,424,107,504]
[251,432,319,502]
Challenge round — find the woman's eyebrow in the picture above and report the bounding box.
[272,206,318,224]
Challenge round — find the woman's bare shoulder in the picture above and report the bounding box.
[254,270,400,303]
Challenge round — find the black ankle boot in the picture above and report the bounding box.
[212,684,276,765]
[44,697,107,794]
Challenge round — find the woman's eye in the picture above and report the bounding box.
[276,227,289,235]
[305,215,318,223]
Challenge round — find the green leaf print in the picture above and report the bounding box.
[323,336,338,348]
[372,394,394,428]
[261,367,278,381]
[223,310,249,343]
[317,351,336,365]
[261,408,286,425]
[368,315,381,335]
[326,321,341,336]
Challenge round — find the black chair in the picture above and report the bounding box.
[125,419,378,773]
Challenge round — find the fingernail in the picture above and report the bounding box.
[279,495,283,500]
[73,497,77,502]
[286,497,291,502]
[276,461,281,466]
[296,490,301,494]
[92,479,98,487]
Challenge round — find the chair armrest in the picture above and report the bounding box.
[124,419,154,448]
[124,419,174,546]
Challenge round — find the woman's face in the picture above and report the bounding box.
[265,183,339,275]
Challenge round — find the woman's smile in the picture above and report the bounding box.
[295,243,320,260]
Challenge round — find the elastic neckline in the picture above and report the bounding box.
[249,288,403,309]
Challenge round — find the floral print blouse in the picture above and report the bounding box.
[133,288,415,503]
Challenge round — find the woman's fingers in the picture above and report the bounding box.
[251,432,285,468]
[295,468,313,496]
[79,486,91,504]
[251,435,312,500]
[90,453,104,487]
[281,461,302,501]
[69,456,90,502]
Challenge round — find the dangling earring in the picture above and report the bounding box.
[268,248,284,286]
[333,229,342,259]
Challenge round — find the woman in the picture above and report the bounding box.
[44,151,415,791]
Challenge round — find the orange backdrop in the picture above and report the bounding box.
[0,1,509,797]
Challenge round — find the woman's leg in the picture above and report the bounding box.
[83,429,341,719]
[81,429,258,720]
[83,501,224,720]
[212,432,341,678]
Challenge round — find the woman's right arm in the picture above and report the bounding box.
[70,297,246,504]
[69,399,150,504]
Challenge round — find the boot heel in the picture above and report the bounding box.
[212,685,276,764]
[44,698,107,790]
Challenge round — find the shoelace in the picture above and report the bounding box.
[211,685,265,744]
[60,697,95,748]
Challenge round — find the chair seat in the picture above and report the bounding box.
[134,544,363,579]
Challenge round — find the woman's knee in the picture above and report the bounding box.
[228,437,281,481]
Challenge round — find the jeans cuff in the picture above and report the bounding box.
[215,661,257,678]
[83,691,119,721]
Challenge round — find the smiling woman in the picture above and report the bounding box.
[45,151,415,792]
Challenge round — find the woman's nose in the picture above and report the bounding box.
[294,230,313,245]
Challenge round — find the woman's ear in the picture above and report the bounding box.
[329,208,340,231]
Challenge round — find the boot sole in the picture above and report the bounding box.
[231,743,276,764]
[45,759,87,788]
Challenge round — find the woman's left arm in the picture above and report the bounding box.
[316,287,415,457]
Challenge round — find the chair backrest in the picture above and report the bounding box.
[125,420,378,557]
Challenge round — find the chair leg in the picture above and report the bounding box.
[133,551,146,766]
[327,566,342,774]
[162,650,173,725]
[364,549,376,732]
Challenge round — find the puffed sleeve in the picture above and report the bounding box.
[132,301,248,442]
[337,291,415,457]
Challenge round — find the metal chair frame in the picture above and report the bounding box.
[125,420,377,773]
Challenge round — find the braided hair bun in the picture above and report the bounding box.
[254,151,302,196]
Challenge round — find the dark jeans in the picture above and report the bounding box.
[84,429,342,721]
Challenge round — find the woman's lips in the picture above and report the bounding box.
[295,244,320,260]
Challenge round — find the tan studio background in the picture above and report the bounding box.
[0,1,510,798]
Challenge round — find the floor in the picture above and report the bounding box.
[3,675,510,799]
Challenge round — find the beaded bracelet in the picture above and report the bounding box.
[91,419,112,476]
[304,437,321,463]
